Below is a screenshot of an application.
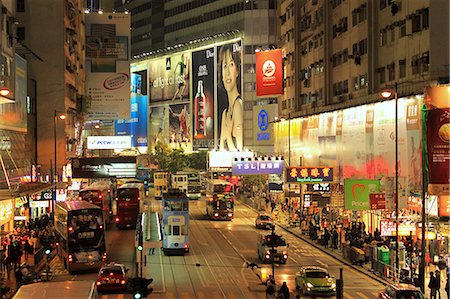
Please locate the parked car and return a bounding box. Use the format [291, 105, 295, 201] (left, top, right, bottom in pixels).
[255, 214, 275, 229]
[96, 262, 129, 293]
[378, 283, 424, 299]
[295, 266, 336, 296]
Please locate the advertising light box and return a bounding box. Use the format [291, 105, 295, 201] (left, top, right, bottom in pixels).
[208, 151, 254, 168]
[71, 157, 137, 178]
[286, 166, 334, 183]
[232, 159, 284, 175]
[87, 136, 132, 149]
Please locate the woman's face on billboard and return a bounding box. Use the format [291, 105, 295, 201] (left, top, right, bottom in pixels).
[221, 49, 238, 93]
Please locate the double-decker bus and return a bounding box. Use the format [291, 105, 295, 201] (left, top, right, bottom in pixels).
[205, 179, 235, 221]
[114, 182, 146, 229]
[54, 201, 106, 273]
[171, 171, 201, 200]
[154, 171, 170, 200]
[79, 182, 112, 224]
[161, 189, 189, 255]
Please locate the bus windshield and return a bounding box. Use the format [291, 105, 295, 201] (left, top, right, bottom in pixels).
[213, 184, 233, 193]
[118, 188, 138, 198]
[69, 209, 104, 250]
[215, 200, 232, 210]
[79, 190, 100, 200]
[164, 201, 188, 211]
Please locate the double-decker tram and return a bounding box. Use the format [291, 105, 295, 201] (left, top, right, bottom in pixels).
[171, 171, 201, 200]
[154, 171, 170, 200]
[78, 182, 112, 224]
[205, 179, 235, 221]
[54, 201, 106, 273]
[161, 189, 189, 255]
[114, 182, 146, 229]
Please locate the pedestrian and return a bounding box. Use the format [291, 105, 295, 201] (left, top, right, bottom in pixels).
[430, 271, 437, 299]
[266, 277, 276, 299]
[24, 239, 32, 260]
[332, 228, 339, 249]
[445, 274, 449, 299]
[435, 270, 442, 299]
[323, 228, 330, 248]
[277, 281, 290, 299]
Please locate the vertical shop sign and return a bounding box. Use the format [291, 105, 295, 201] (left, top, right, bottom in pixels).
[427, 108, 450, 184]
[255, 49, 283, 96]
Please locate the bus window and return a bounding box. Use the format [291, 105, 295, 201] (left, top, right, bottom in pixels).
[117, 188, 138, 199]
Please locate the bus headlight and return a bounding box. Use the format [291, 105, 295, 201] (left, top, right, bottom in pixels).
[265, 254, 270, 259]
[214, 213, 219, 217]
[228, 213, 233, 217]
[115, 217, 119, 222]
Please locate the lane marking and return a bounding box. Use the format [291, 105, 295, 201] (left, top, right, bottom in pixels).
[356, 292, 371, 299]
[344, 291, 356, 299]
[315, 259, 328, 268]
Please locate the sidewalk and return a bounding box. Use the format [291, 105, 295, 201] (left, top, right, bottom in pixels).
[238, 195, 448, 298]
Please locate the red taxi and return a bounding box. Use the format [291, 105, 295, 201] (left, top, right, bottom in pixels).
[96, 263, 128, 293]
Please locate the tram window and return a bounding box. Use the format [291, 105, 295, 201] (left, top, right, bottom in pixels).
[173, 225, 180, 236]
[164, 224, 171, 236]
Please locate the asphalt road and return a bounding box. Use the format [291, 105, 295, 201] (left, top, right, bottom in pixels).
[50, 196, 385, 298]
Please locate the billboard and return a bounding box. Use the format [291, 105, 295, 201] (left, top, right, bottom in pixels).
[85, 13, 131, 120]
[286, 166, 334, 183]
[149, 105, 168, 150]
[192, 48, 215, 150]
[87, 136, 131, 149]
[114, 67, 148, 148]
[168, 103, 191, 150]
[253, 104, 278, 145]
[217, 41, 243, 151]
[256, 49, 283, 96]
[149, 52, 190, 103]
[232, 159, 284, 175]
[427, 108, 450, 184]
[71, 157, 136, 178]
[344, 179, 381, 211]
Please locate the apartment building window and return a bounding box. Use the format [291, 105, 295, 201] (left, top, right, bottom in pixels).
[358, 39, 368, 55]
[353, 77, 359, 90]
[399, 59, 406, 78]
[360, 74, 367, 88]
[380, 0, 387, 10]
[245, 82, 256, 92]
[422, 51, 429, 72]
[399, 20, 406, 37]
[388, 63, 395, 81]
[411, 55, 420, 74]
[378, 67, 386, 84]
[16, 27, 25, 41]
[390, 27, 395, 42]
[244, 64, 255, 74]
[412, 14, 421, 33]
[331, 0, 343, 9]
[422, 8, 429, 29]
[17, 0, 25, 12]
[343, 80, 348, 93]
[352, 10, 358, 27]
[379, 29, 387, 47]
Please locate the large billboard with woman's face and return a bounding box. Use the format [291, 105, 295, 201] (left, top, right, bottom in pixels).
[217, 41, 243, 151]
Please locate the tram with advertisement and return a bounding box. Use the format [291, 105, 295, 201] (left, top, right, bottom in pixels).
[114, 182, 146, 229]
[78, 182, 112, 224]
[171, 171, 202, 200]
[154, 171, 170, 200]
[54, 201, 106, 273]
[205, 179, 235, 221]
[161, 189, 189, 255]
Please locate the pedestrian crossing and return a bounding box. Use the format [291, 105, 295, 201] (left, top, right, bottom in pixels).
[48, 256, 69, 276]
[344, 291, 379, 298]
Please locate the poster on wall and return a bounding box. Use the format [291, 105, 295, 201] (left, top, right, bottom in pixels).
[168, 103, 191, 150]
[85, 13, 131, 120]
[427, 108, 450, 184]
[148, 105, 169, 150]
[216, 41, 243, 151]
[255, 49, 283, 96]
[149, 52, 190, 103]
[114, 68, 148, 148]
[192, 48, 215, 150]
[253, 104, 278, 146]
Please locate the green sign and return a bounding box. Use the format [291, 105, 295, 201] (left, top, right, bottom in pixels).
[344, 179, 381, 210]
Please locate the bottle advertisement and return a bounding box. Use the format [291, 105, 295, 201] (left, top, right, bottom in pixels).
[192, 48, 215, 150]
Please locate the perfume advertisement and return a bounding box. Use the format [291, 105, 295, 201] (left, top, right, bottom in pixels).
[192, 48, 215, 150]
[217, 41, 243, 151]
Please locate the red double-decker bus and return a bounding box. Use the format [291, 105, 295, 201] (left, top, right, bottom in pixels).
[114, 183, 145, 229]
[78, 182, 112, 225]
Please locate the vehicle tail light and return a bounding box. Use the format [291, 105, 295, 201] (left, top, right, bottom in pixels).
[102, 253, 107, 261]
[68, 255, 73, 262]
[78, 196, 82, 200]
[99, 225, 103, 229]
[68, 226, 74, 233]
[214, 213, 219, 217]
[99, 195, 102, 199]
[115, 217, 119, 222]
[96, 281, 101, 286]
[55, 242, 59, 246]
[121, 280, 126, 285]
[110, 272, 114, 276]
[184, 244, 188, 248]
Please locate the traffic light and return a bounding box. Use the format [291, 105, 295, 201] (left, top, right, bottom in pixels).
[44, 245, 51, 256]
[265, 234, 280, 248]
[131, 278, 154, 298]
[137, 230, 143, 251]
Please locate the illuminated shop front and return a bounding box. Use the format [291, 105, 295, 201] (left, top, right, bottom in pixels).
[0, 199, 14, 233]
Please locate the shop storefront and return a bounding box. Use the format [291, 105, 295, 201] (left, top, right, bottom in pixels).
[0, 199, 15, 233]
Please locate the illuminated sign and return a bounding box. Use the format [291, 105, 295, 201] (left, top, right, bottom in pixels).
[87, 136, 132, 150]
[257, 109, 269, 140]
[380, 220, 416, 237]
[208, 151, 254, 168]
[303, 194, 311, 208]
[30, 201, 49, 208]
[232, 159, 284, 175]
[306, 183, 331, 192]
[369, 193, 386, 210]
[438, 195, 450, 217]
[344, 179, 381, 211]
[286, 167, 334, 183]
[256, 49, 283, 96]
[0, 199, 13, 226]
[56, 189, 67, 202]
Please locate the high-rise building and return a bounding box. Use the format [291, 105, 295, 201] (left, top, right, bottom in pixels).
[16, 0, 86, 181]
[278, 0, 449, 118]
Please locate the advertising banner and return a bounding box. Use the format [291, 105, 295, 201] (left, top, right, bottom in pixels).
[71, 157, 136, 178]
[87, 136, 132, 150]
[208, 150, 254, 168]
[149, 52, 190, 103]
[168, 103, 191, 150]
[380, 220, 416, 237]
[344, 179, 381, 211]
[427, 108, 450, 184]
[114, 68, 148, 148]
[232, 159, 284, 175]
[369, 193, 386, 210]
[253, 104, 278, 145]
[217, 41, 243, 151]
[85, 13, 131, 120]
[255, 49, 283, 96]
[192, 48, 215, 150]
[286, 166, 334, 183]
[148, 105, 169, 150]
[438, 195, 450, 217]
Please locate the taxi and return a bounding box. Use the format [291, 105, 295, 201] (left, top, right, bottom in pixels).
[255, 213, 275, 230]
[96, 263, 128, 293]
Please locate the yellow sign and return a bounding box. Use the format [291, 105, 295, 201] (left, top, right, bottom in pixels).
[0, 199, 13, 226]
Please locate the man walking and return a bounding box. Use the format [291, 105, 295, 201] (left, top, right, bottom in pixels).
[430, 271, 436, 299]
[435, 270, 442, 299]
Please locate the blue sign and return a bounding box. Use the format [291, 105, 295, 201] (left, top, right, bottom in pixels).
[257, 109, 270, 141]
[232, 160, 284, 175]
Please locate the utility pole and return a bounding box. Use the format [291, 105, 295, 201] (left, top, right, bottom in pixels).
[270, 226, 276, 280]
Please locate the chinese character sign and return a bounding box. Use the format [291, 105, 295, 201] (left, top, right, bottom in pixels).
[285, 167, 334, 183]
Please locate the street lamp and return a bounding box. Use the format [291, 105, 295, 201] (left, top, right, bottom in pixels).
[380, 83, 399, 280]
[53, 110, 66, 197]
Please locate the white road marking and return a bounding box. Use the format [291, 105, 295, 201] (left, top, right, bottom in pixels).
[315, 259, 328, 268]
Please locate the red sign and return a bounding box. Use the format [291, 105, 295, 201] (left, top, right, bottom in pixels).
[256, 49, 283, 96]
[369, 193, 386, 210]
[427, 108, 450, 184]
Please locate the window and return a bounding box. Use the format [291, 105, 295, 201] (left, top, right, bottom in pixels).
[378, 67, 386, 84]
[422, 8, 429, 29]
[391, 28, 395, 42]
[399, 20, 406, 37]
[399, 59, 406, 78]
[412, 14, 421, 33]
[354, 77, 359, 90]
[380, 0, 387, 10]
[359, 74, 367, 88]
[16, 27, 25, 41]
[411, 55, 420, 74]
[422, 51, 429, 72]
[388, 63, 395, 81]
[16, 0, 25, 12]
[352, 10, 358, 27]
[379, 29, 387, 47]
[244, 64, 255, 74]
[352, 43, 358, 55]
[359, 39, 368, 55]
